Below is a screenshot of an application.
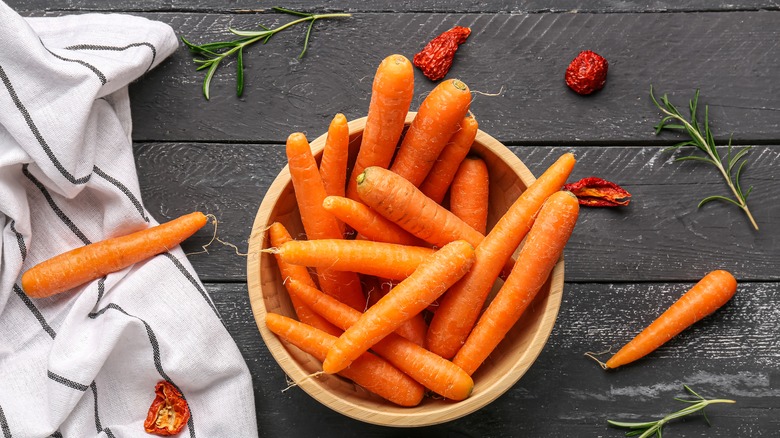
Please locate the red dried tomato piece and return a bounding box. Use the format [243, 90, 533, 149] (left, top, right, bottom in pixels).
[563, 177, 631, 207]
[565, 50, 608, 95]
[144, 381, 190, 436]
[413, 26, 471, 81]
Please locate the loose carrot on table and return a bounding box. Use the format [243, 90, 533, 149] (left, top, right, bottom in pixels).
[268, 222, 343, 337]
[286, 132, 365, 311]
[322, 196, 421, 246]
[449, 156, 490, 234]
[265, 313, 425, 407]
[356, 166, 484, 248]
[319, 113, 350, 199]
[453, 191, 580, 375]
[427, 153, 576, 359]
[286, 278, 473, 400]
[390, 79, 472, 187]
[346, 54, 414, 200]
[21, 212, 208, 299]
[323, 240, 476, 374]
[603, 270, 737, 370]
[364, 276, 427, 347]
[418, 115, 479, 204]
[271, 239, 435, 281]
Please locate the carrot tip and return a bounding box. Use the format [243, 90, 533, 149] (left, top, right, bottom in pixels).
[583, 349, 611, 370]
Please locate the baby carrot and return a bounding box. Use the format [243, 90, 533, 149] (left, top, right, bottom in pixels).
[346, 54, 414, 200]
[22, 212, 208, 298]
[365, 276, 427, 347]
[285, 278, 473, 400]
[449, 156, 490, 234]
[268, 222, 342, 337]
[323, 240, 476, 374]
[286, 132, 366, 310]
[604, 270, 738, 369]
[319, 113, 350, 199]
[390, 79, 472, 186]
[322, 196, 421, 246]
[356, 166, 484, 248]
[418, 115, 479, 204]
[453, 191, 580, 375]
[265, 313, 424, 407]
[272, 239, 435, 281]
[427, 153, 576, 359]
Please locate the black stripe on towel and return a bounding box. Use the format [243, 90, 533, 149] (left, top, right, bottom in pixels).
[22, 165, 91, 245]
[43, 43, 107, 85]
[65, 43, 157, 72]
[47, 371, 89, 392]
[0, 66, 91, 185]
[0, 404, 11, 438]
[13, 284, 56, 339]
[161, 253, 221, 320]
[48, 432, 62, 438]
[93, 166, 149, 222]
[9, 220, 26, 260]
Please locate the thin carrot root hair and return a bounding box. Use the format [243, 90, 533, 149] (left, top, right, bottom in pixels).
[583, 347, 612, 370]
[470, 85, 505, 98]
[281, 370, 326, 392]
[186, 214, 250, 257]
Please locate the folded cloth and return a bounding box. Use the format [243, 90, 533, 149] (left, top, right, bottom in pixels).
[0, 3, 257, 437]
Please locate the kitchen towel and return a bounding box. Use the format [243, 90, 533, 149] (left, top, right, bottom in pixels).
[0, 3, 257, 437]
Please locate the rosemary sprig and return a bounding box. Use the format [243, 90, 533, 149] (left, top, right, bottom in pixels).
[181, 7, 351, 100]
[608, 385, 735, 438]
[650, 86, 758, 230]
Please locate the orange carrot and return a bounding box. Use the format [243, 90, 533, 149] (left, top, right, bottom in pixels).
[322, 196, 421, 246]
[323, 240, 475, 374]
[346, 54, 414, 200]
[418, 115, 479, 203]
[389, 79, 472, 186]
[285, 278, 472, 400]
[449, 156, 489, 234]
[273, 239, 435, 281]
[22, 212, 208, 298]
[364, 276, 427, 347]
[319, 113, 350, 199]
[356, 166, 484, 248]
[427, 153, 576, 359]
[453, 191, 580, 375]
[268, 222, 343, 337]
[286, 132, 366, 310]
[604, 270, 738, 370]
[265, 313, 424, 407]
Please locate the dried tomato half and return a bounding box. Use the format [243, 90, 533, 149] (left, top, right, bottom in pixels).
[563, 177, 631, 207]
[144, 381, 190, 436]
[413, 26, 471, 81]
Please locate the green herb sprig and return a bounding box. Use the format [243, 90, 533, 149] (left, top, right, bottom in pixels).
[182, 7, 351, 100]
[608, 385, 735, 438]
[650, 86, 758, 230]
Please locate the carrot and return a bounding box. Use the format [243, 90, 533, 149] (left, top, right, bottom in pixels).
[604, 270, 738, 370]
[389, 79, 472, 186]
[449, 156, 489, 234]
[323, 240, 476, 374]
[427, 153, 576, 359]
[418, 115, 479, 203]
[453, 191, 580, 375]
[268, 222, 343, 337]
[346, 54, 414, 200]
[286, 278, 472, 400]
[356, 166, 484, 248]
[322, 196, 421, 246]
[272, 239, 435, 281]
[22, 212, 208, 298]
[319, 113, 350, 199]
[286, 132, 366, 310]
[364, 276, 427, 347]
[265, 313, 424, 407]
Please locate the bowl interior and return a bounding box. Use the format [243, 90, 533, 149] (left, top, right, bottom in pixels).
[246, 113, 564, 426]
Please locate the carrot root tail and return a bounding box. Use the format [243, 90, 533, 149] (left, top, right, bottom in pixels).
[281, 370, 325, 393]
[185, 214, 250, 257]
[583, 348, 612, 370]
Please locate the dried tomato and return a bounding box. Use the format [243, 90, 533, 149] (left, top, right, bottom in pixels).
[565, 50, 608, 95]
[144, 381, 190, 436]
[413, 26, 471, 81]
[563, 177, 631, 207]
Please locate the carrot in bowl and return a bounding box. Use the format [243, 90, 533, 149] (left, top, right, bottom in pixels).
[319, 113, 350, 199]
[322, 196, 421, 246]
[418, 115, 479, 204]
[449, 156, 490, 234]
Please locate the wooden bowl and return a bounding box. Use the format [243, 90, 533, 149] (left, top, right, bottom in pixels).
[247, 113, 564, 427]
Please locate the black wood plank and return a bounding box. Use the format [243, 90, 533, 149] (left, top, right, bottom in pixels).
[136, 143, 780, 283]
[87, 10, 780, 144]
[209, 281, 779, 437]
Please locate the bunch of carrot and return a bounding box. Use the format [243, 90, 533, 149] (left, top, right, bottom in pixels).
[263, 53, 581, 407]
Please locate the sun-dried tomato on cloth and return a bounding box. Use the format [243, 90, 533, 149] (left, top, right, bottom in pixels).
[565, 50, 608, 95]
[413, 26, 471, 81]
[563, 177, 631, 207]
[144, 381, 190, 436]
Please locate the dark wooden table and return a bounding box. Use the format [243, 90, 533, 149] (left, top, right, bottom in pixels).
[15, 1, 780, 436]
